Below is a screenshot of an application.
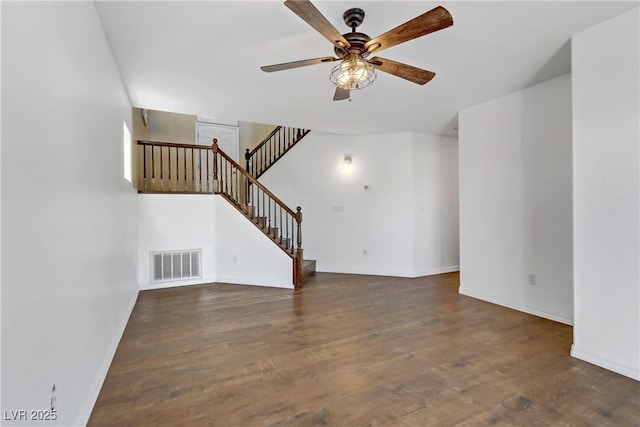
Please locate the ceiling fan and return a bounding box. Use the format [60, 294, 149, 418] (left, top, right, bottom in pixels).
[261, 0, 453, 101]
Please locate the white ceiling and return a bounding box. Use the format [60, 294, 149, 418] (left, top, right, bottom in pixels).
[95, 1, 638, 136]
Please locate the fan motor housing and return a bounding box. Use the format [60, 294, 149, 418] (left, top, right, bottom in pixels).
[334, 31, 372, 58]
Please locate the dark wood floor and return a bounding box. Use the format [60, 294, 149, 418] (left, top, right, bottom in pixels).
[89, 273, 640, 426]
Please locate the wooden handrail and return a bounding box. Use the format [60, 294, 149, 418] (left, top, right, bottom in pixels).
[138, 140, 208, 150]
[213, 140, 299, 220]
[247, 126, 282, 157]
[244, 126, 310, 179]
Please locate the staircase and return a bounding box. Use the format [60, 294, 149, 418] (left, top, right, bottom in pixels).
[136, 133, 314, 288]
[243, 125, 315, 285]
[213, 139, 314, 288]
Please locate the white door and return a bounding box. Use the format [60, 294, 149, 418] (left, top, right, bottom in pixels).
[196, 122, 239, 162]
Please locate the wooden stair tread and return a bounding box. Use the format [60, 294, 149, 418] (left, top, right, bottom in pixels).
[237, 205, 296, 253]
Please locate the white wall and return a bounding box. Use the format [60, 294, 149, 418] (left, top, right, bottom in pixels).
[137, 195, 293, 290]
[412, 133, 460, 275]
[239, 121, 277, 156]
[258, 131, 459, 277]
[459, 73, 573, 325]
[147, 110, 196, 144]
[137, 195, 216, 289]
[1, 2, 4, 414]
[213, 198, 293, 288]
[1, 3, 138, 426]
[571, 8, 639, 380]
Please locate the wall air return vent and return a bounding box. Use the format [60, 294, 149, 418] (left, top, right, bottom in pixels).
[151, 249, 201, 282]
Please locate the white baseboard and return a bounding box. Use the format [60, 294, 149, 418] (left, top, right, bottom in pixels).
[141, 276, 293, 290]
[214, 275, 294, 289]
[459, 287, 573, 325]
[75, 290, 138, 426]
[411, 265, 460, 277]
[318, 266, 459, 279]
[571, 344, 640, 381]
[140, 276, 217, 291]
[317, 267, 415, 277]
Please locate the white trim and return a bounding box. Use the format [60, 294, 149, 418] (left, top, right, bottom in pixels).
[411, 265, 460, 277]
[140, 276, 216, 291]
[317, 266, 459, 278]
[141, 276, 294, 290]
[214, 276, 294, 289]
[318, 267, 417, 277]
[459, 287, 574, 325]
[196, 116, 238, 127]
[571, 344, 640, 381]
[75, 290, 138, 427]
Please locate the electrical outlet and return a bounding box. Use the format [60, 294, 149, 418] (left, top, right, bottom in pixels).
[528, 274, 536, 286]
[233, 254, 237, 263]
[363, 250, 367, 256]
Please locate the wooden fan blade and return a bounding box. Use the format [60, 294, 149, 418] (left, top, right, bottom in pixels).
[333, 86, 350, 101]
[284, 0, 351, 49]
[261, 56, 338, 72]
[370, 57, 435, 85]
[365, 6, 453, 54]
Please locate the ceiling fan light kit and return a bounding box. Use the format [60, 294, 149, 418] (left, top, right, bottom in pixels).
[330, 53, 376, 90]
[261, 0, 453, 101]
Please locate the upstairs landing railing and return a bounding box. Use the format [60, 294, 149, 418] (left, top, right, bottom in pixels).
[137, 141, 214, 193]
[245, 126, 310, 179]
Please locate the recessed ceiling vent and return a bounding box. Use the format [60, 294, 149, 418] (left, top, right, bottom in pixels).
[152, 249, 201, 282]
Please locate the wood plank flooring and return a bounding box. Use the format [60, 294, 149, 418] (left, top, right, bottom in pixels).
[89, 273, 640, 426]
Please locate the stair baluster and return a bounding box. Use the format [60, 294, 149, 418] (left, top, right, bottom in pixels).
[245, 125, 310, 179]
